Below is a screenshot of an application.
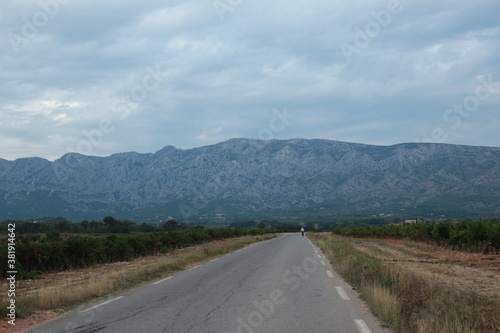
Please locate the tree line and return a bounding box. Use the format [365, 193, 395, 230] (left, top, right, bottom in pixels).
[332, 219, 500, 253]
[0, 216, 205, 235]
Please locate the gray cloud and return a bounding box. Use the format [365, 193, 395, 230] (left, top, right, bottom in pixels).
[1, 0, 499, 160]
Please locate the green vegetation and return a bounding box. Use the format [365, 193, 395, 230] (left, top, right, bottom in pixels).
[332, 219, 500, 253]
[0, 214, 403, 236]
[0, 228, 276, 279]
[0, 216, 188, 235]
[0, 216, 304, 235]
[311, 234, 499, 333]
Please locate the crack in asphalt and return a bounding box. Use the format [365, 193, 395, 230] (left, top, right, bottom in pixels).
[182, 260, 263, 333]
[71, 303, 154, 333]
[69, 323, 108, 333]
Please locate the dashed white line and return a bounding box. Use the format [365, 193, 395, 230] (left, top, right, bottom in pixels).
[80, 296, 124, 313]
[354, 319, 372, 333]
[152, 276, 173, 285]
[335, 286, 350, 300]
[188, 265, 201, 271]
[321, 260, 326, 266]
[326, 270, 334, 278]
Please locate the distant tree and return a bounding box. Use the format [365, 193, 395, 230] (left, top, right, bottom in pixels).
[80, 220, 89, 231]
[89, 220, 104, 232]
[17, 222, 35, 233]
[176, 222, 190, 230]
[139, 222, 158, 232]
[103, 216, 121, 233]
[162, 219, 178, 231]
[71, 223, 83, 233]
[103, 216, 118, 227]
[257, 221, 266, 229]
[56, 220, 72, 232]
[123, 220, 138, 233]
[101, 216, 138, 233]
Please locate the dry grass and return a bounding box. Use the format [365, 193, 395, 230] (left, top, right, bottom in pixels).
[310, 233, 500, 333]
[23, 277, 116, 311]
[23, 261, 187, 311]
[362, 283, 400, 327]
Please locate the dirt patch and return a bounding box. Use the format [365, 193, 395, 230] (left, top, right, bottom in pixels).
[1, 235, 275, 333]
[349, 238, 500, 302]
[1, 311, 60, 333]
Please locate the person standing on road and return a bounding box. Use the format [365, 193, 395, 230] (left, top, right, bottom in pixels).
[301, 227, 305, 237]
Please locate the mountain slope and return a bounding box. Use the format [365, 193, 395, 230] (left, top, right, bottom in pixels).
[1, 138, 499, 221]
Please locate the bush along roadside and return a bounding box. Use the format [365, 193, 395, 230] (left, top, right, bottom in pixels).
[310, 233, 499, 333]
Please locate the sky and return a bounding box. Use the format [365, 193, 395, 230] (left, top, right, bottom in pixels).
[1, 0, 499, 161]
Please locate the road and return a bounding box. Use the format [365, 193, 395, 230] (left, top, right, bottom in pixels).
[26, 234, 389, 333]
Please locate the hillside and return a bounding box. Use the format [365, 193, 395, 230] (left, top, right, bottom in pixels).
[1, 138, 499, 221]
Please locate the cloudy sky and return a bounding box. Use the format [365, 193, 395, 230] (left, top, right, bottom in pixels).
[1, 0, 499, 161]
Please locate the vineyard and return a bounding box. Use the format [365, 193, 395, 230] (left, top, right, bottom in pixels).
[0, 228, 276, 279]
[332, 219, 500, 253]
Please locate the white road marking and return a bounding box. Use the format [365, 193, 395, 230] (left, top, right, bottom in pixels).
[152, 276, 173, 285]
[326, 270, 334, 278]
[335, 286, 350, 300]
[80, 296, 124, 313]
[321, 260, 326, 266]
[354, 319, 372, 333]
[316, 253, 321, 259]
[188, 265, 201, 271]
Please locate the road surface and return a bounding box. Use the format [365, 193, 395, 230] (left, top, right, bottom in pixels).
[26, 234, 389, 333]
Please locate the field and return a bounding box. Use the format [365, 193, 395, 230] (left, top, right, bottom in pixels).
[310, 233, 500, 333]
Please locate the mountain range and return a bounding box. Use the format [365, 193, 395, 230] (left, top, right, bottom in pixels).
[1, 138, 499, 222]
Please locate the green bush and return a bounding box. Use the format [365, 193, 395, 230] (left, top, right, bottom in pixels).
[332, 219, 500, 253]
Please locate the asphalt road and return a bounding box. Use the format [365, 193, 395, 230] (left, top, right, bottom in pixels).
[26, 234, 389, 333]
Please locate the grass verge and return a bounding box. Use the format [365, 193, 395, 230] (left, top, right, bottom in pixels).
[1, 234, 277, 320]
[310, 233, 500, 333]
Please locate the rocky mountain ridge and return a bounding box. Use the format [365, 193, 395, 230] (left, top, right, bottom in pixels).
[1, 138, 499, 221]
